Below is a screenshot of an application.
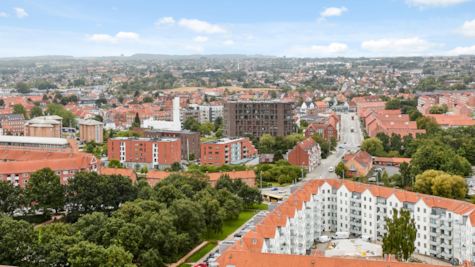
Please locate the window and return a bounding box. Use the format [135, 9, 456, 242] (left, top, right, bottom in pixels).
[63, 171, 68, 175]
[63, 177, 67, 181]
[22, 173, 28, 177]
[23, 180, 28, 184]
[56, 171, 61, 175]
[71, 170, 75, 174]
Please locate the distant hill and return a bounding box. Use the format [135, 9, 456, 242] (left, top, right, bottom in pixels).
[0, 54, 277, 62]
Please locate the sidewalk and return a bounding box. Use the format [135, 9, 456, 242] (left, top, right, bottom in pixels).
[34, 215, 62, 229]
[170, 241, 208, 267]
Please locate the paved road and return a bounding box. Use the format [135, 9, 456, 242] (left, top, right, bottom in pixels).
[260, 112, 364, 195]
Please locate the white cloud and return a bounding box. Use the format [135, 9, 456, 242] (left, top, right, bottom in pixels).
[454, 19, 475, 37]
[0, 12, 9, 18]
[361, 37, 437, 53]
[318, 7, 347, 22]
[13, 8, 28, 18]
[116, 31, 140, 40]
[183, 45, 204, 52]
[247, 35, 253, 40]
[178, 18, 226, 34]
[86, 34, 118, 43]
[155, 17, 175, 26]
[310, 43, 351, 55]
[446, 45, 475, 55]
[86, 32, 140, 43]
[193, 36, 208, 42]
[406, 0, 472, 7]
[223, 40, 234, 45]
[97, 23, 101, 27]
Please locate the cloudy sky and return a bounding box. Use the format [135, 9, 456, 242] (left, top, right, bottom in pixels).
[1, 0, 475, 58]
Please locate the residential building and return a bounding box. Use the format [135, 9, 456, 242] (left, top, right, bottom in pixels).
[0, 135, 79, 153]
[283, 137, 321, 171]
[143, 129, 201, 160]
[343, 150, 373, 177]
[142, 97, 181, 131]
[223, 101, 295, 137]
[201, 137, 258, 166]
[259, 153, 274, 163]
[356, 102, 386, 117]
[180, 109, 200, 126]
[198, 104, 223, 123]
[100, 167, 137, 184]
[453, 103, 472, 118]
[145, 169, 256, 187]
[79, 119, 104, 144]
[373, 157, 411, 167]
[24, 115, 63, 138]
[216, 178, 475, 265]
[0, 150, 100, 187]
[444, 79, 463, 87]
[107, 136, 181, 169]
[0, 114, 24, 135]
[418, 95, 437, 114]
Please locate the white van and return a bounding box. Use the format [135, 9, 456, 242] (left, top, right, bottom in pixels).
[358, 235, 372, 242]
[319, 235, 331, 243]
[332, 232, 349, 239]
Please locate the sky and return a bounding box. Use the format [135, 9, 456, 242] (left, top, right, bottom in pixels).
[1, 0, 475, 58]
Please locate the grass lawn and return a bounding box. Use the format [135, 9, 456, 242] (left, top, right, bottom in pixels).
[203, 210, 255, 241]
[188, 243, 217, 262]
[246, 203, 268, 210]
[179, 264, 192, 267]
[267, 181, 292, 187]
[200, 137, 217, 143]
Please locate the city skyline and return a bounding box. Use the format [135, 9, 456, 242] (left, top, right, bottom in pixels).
[1, 0, 475, 58]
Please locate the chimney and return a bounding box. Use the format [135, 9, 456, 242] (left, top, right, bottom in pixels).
[253, 237, 257, 244]
[253, 227, 257, 233]
[240, 239, 243, 246]
[438, 197, 441, 202]
[416, 192, 419, 198]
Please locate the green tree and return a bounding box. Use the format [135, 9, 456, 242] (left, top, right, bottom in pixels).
[360, 138, 384, 156]
[170, 162, 182, 172]
[376, 132, 390, 152]
[0, 216, 37, 266]
[68, 241, 109, 266]
[409, 110, 423, 121]
[237, 185, 263, 208]
[0, 181, 25, 215]
[382, 171, 390, 187]
[67, 172, 113, 213]
[108, 159, 122, 168]
[429, 105, 445, 114]
[30, 105, 43, 118]
[390, 133, 402, 153]
[15, 81, 31, 94]
[213, 116, 223, 130]
[118, 95, 124, 103]
[215, 128, 223, 138]
[143, 96, 154, 103]
[382, 208, 417, 261]
[199, 195, 226, 238]
[385, 98, 401, 110]
[0, 99, 4, 106]
[399, 161, 412, 188]
[278, 174, 287, 185]
[132, 113, 141, 128]
[334, 161, 348, 178]
[169, 198, 206, 245]
[93, 114, 103, 122]
[45, 103, 78, 127]
[26, 167, 65, 216]
[198, 124, 211, 135]
[414, 170, 467, 199]
[12, 104, 28, 119]
[184, 117, 200, 130]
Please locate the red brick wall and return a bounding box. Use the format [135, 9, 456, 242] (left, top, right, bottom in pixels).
[108, 139, 181, 164]
[201, 138, 258, 166]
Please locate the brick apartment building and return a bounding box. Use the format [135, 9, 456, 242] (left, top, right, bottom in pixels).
[108, 136, 181, 169]
[100, 167, 137, 184]
[0, 114, 24, 135]
[0, 150, 100, 187]
[0, 135, 79, 153]
[24, 115, 63, 138]
[283, 137, 321, 171]
[143, 129, 201, 160]
[439, 93, 455, 109]
[180, 109, 200, 126]
[146, 169, 256, 188]
[201, 137, 258, 166]
[223, 101, 295, 138]
[356, 102, 386, 117]
[304, 112, 339, 140]
[79, 119, 104, 144]
[453, 103, 472, 117]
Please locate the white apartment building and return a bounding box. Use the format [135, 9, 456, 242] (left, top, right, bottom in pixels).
[198, 105, 223, 123]
[230, 179, 475, 264]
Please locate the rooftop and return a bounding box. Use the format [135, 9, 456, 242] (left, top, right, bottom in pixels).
[203, 137, 246, 144]
[110, 137, 180, 142]
[0, 136, 70, 145]
[146, 129, 199, 134]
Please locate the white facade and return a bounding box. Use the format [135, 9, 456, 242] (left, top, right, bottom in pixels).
[198, 105, 223, 123]
[234, 179, 475, 264]
[142, 97, 182, 131]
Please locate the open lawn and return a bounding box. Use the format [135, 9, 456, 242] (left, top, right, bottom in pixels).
[267, 181, 292, 187]
[200, 137, 217, 143]
[203, 210, 255, 241]
[247, 203, 268, 210]
[187, 243, 217, 262]
[179, 264, 192, 267]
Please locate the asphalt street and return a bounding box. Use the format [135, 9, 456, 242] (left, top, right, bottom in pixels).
[260, 112, 364, 195]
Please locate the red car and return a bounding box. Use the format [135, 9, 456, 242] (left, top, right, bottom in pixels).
[194, 263, 207, 267]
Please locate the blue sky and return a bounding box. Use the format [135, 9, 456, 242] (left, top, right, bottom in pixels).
[1, 0, 475, 57]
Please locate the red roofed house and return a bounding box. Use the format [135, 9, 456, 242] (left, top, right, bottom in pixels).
[453, 103, 472, 118]
[283, 137, 321, 171]
[100, 167, 137, 184]
[343, 150, 373, 177]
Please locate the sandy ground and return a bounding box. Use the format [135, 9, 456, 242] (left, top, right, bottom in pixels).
[156, 86, 279, 93]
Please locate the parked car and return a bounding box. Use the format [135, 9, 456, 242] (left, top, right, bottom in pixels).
[278, 190, 286, 194]
[319, 235, 331, 243]
[368, 177, 376, 182]
[332, 232, 349, 239]
[358, 235, 372, 242]
[344, 141, 347, 144]
[328, 167, 334, 172]
[371, 172, 378, 177]
[194, 263, 207, 267]
[271, 187, 278, 191]
[338, 146, 344, 149]
[375, 167, 384, 172]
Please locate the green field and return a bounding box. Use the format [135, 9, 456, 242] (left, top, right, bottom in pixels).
[188, 243, 217, 262]
[247, 203, 268, 210]
[179, 264, 192, 267]
[203, 210, 255, 240]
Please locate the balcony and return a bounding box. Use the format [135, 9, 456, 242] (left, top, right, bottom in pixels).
[329, 200, 337, 205]
[377, 237, 383, 242]
[378, 228, 387, 234]
[349, 228, 362, 235]
[243, 147, 247, 151]
[225, 147, 229, 151]
[441, 251, 453, 258]
[350, 197, 362, 203]
[441, 243, 453, 249]
[330, 215, 337, 220]
[377, 211, 387, 217]
[225, 153, 229, 156]
[279, 235, 286, 241]
[350, 213, 362, 219]
[349, 221, 361, 226]
[377, 202, 386, 208]
[429, 249, 439, 255]
[350, 205, 362, 211]
[441, 225, 452, 231]
[430, 214, 440, 219]
[429, 231, 439, 237]
[378, 220, 387, 226]
[429, 240, 439, 246]
[440, 216, 453, 222]
[429, 222, 438, 228]
[441, 234, 453, 240]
